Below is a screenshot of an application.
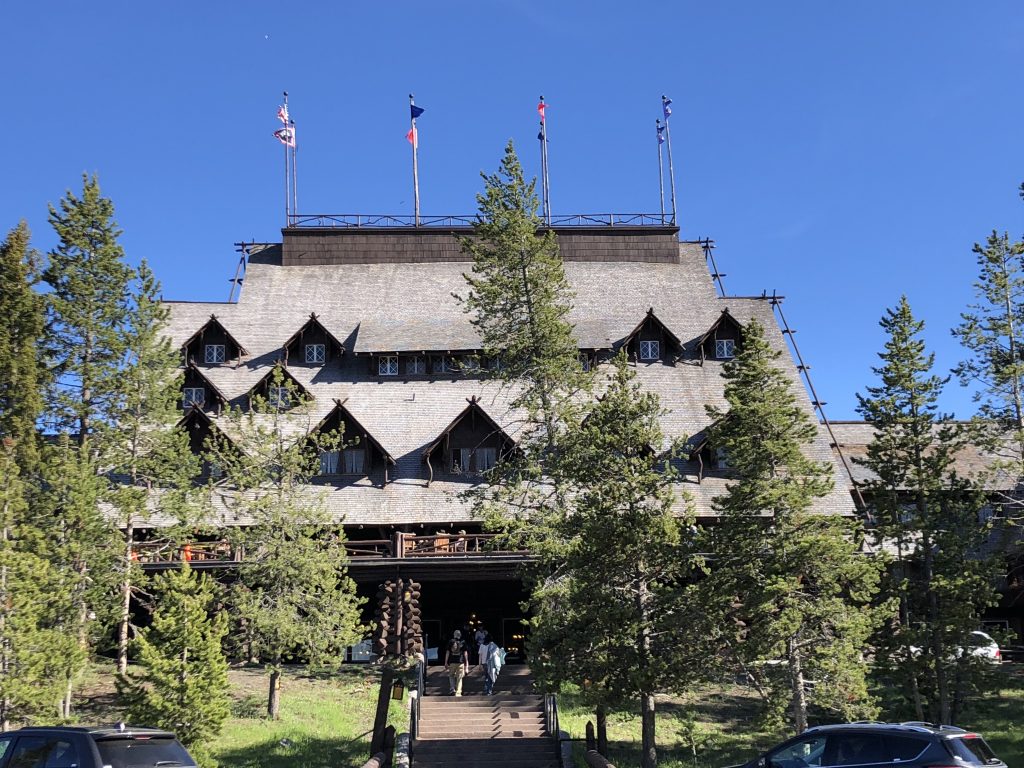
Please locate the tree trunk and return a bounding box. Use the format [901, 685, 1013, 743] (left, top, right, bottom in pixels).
[267, 668, 282, 720]
[640, 692, 657, 768]
[923, 542, 950, 724]
[61, 678, 73, 720]
[789, 637, 808, 733]
[117, 521, 135, 675]
[596, 704, 608, 755]
[0, 517, 9, 731]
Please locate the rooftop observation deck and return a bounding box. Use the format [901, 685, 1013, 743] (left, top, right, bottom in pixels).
[277, 213, 682, 266]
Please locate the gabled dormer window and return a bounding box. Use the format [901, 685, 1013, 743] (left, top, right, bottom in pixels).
[621, 309, 681, 364]
[305, 344, 326, 364]
[267, 386, 291, 409]
[283, 314, 343, 367]
[715, 339, 735, 360]
[310, 400, 396, 485]
[639, 340, 660, 361]
[183, 387, 206, 408]
[205, 344, 226, 364]
[182, 315, 247, 367]
[698, 310, 744, 364]
[378, 356, 399, 376]
[452, 447, 497, 474]
[422, 397, 517, 485]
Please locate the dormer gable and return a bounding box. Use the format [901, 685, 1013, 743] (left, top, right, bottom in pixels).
[422, 397, 517, 484]
[178, 406, 234, 483]
[696, 309, 743, 363]
[181, 363, 229, 413]
[283, 313, 345, 367]
[620, 308, 683, 363]
[248, 365, 310, 411]
[309, 399, 396, 485]
[181, 315, 247, 367]
[684, 418, 731, 482]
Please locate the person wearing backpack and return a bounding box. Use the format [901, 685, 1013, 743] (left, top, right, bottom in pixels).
[443, 630, 469, 696]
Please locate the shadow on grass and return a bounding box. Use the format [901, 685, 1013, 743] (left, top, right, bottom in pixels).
[213, 735, 371, 768]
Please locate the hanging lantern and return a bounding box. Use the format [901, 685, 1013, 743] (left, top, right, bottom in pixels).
[391, 679, 406, 700]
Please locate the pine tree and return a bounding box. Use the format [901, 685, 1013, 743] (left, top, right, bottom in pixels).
[704, 319, 885, 732]
[952, 229, 1024, 505]
[117, 564, 229, 764]
[530, 355, 704, 768]
[858, 297, 998, 724]
[108, 261, 200, 674]
[0, 222, 45, 467]
[0, 222, 75, 727]
[206, 373, 364, 719]
[456, 142, 590, 543]
[38, 176, 132, 716]
[44, 174, 134, 444]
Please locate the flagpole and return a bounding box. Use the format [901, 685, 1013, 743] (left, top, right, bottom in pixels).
[290, 118, 298, 220]
[410, 93, 420, 226]
[662, 95, 677, 226]
[539, 95, 551, 225]
[283, 91, 291, 226]
[656, 119, 666, 224]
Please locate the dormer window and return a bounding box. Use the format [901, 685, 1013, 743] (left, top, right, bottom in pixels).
[639, 340, 660, 361]
[378, 356, 399, 376]
[578, 353, 593, 372]
[432, 356, 458, 375]
[715, 447, 729, 469]
[715, 339, 735, 360]
[305, 344, 326, 364]
[205, 344, 226, 364]
[407, 356, 427, 375]
[267, 386, 291, 409]
[453, 447, 497, 474]
[321, 447, 367, 476]
[461, 357, 481, 373]
[183, 388, 205, 408]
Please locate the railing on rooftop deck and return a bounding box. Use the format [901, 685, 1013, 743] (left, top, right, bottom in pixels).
[132, 532, 526, 566]
[286, 213, 674, 229]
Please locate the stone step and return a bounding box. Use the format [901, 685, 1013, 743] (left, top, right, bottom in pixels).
[421, 699, 544, 710]
[414, 739, 554, 754]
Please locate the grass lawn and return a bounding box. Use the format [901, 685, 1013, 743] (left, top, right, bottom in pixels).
[556, 665, 1024, 768]
[76, 662, 407, 768]
[73, 662, 1023, 768]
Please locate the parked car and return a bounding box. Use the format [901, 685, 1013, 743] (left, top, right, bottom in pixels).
[0, 724, 197, 768]
[907, 631, 1002, 663]
[727, 722, 1006, 768]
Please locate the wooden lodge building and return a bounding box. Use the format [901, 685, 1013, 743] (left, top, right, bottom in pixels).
[161, 217, 859, 659]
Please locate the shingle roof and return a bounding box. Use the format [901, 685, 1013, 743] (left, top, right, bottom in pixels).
[162, 238, 857, 526]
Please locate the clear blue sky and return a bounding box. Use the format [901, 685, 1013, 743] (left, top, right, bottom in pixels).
[3, 1, 1022, 419]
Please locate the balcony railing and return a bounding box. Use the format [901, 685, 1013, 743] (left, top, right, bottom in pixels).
[286, 213, 674, 229]
[132, 532, 526, 567]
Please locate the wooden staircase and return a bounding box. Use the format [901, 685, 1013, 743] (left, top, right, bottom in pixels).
[412, 666, 560, 768]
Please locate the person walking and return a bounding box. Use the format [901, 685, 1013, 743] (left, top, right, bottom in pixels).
[443, 630, 469, 696]
[482, 634, 503, 696]
[475, 626, 488, 669]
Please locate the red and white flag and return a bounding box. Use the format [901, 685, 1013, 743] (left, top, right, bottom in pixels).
[537, 101, 547, 124]
[406, 125, 418, 149]
[274, 126, 295, 148]
[277, 104, 289, 124]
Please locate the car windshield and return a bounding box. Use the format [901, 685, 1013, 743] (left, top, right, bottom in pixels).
[946, 735, 1001, 765]
[94, 737, 194, 768]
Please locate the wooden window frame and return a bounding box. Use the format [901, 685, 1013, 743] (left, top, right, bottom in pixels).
[639, 340, 660, 361]
[182, 387, 206, 408]
[715, 338, 736, 360]
[204, 344, 226, 364]
[305, 343, 326, 364]
[378, 356, 399, 376]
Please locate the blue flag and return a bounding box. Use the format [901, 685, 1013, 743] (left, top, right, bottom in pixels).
[657, 122, 666, 145]
[662, 96, 672, 120]
[411, 104, 425, 119]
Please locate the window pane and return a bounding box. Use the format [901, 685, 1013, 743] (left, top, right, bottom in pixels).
[305, 344, 326, 364]
[947, 736, 998, 764]
[476, 448, 497, 472]
[268, 386, 290, 408]
[183, 387, 205, 406]
[379, 356, 398, 376]
[9, 737, 80, 768]
[205, 344, 226, 363]
[95, 738, 193, 768]
[320, 450, 340, 475]
[768, 735, 826, 767]
[829, 734, 888, 766]
[343, 448, 365, 474]
[407, 356, 426, 374]
[885, 736, 928, 762]
[639, 340, 660, 360]
[716, 338, 735, 359]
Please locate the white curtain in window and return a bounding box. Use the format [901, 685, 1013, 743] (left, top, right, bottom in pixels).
[343, 448, 365, 474]
[476, 447, 497, 471]
[320, 450, 340, 475]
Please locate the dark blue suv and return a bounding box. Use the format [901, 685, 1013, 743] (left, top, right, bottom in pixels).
[0, 725, 197, 768]
[729, 722, 1006, 768]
